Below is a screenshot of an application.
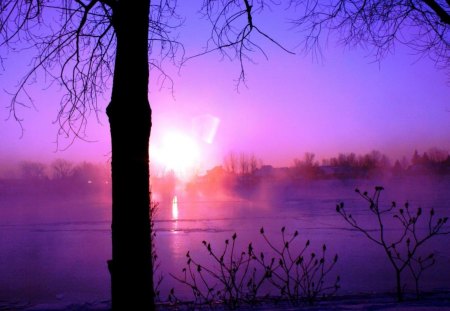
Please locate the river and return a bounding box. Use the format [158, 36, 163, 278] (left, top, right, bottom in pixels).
[1, 175, 449, 306]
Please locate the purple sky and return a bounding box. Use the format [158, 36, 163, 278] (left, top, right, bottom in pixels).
[0, 4, 449, 173]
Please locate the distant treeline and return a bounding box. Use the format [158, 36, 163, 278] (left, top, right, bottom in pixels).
[0, 159, 111, 195]
[218, 148, 450, 180]
[316, 149, 449, 179]
[1, 148, 449, 198]
[181, 148, 450, 198]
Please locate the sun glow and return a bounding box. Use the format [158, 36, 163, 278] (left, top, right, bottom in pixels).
[172, 195, 179, 220]
[152, 131, 200, 177]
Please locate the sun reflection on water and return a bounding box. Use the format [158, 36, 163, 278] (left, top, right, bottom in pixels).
[172, 195, 179, 220]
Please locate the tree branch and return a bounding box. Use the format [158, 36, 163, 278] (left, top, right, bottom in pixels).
[421, 0, 450, 25]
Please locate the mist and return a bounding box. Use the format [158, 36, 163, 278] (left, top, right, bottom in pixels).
[1, 147, 449, 308]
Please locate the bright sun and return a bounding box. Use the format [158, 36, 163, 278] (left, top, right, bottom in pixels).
[152, 132, 200, 176]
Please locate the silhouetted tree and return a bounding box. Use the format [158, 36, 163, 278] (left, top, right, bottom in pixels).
[19, 161, 47, 181]
[249, 154, 261, 175]
[410, 148, 450, 174]
[224, 152, 239, 174]
[358, 150, 390, 176]
[1, 2, 290, 309]
[292, 152, 320, 179]
[327, 153, 358, 169]
[51, 159, 74, 180]
[72, 161, 110, 186]
[1, 1, 172, 309]
[427, 147, 448, 163]
[240, 153, 251, 176]
[323, 151, 391, 178]
[412, 150, 422, 166]
[224, 152, 262, 176]
[293, 0, 449, 70]
[2, 1, 447, 309]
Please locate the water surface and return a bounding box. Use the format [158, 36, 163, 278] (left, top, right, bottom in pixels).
[1, 176, 449, 305]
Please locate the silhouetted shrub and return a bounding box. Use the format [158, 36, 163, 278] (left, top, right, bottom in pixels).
[150, 201, 163, 302]
[170, 228, 339, 309]
[336, 187, 449, 301]
[257, 226, 339, 305]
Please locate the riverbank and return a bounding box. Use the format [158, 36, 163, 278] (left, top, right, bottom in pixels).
[3, 291, 450, 310]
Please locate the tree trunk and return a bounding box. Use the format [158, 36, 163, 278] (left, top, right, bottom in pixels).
[106, 1, 154, 310]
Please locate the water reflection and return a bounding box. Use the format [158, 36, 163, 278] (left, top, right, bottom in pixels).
[2, 177, 450, 305]
[172, 195, 179, 220]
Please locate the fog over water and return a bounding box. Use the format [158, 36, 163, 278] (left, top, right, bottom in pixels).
[0, 172, 449, 306]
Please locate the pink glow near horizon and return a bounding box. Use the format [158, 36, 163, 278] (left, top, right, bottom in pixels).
[0, 5, 449, 172]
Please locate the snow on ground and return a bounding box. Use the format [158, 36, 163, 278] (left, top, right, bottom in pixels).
[2, 292, 450, 310]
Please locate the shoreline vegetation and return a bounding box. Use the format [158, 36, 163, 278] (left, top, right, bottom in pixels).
[1, 149, 449, 309]
[1, 149, 449, 197]
[156, 188, 448, 309]
[1, 184, 449, 309]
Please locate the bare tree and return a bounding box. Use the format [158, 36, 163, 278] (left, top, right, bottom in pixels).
[20, 161, 47, 180]
[2, 0, 448, 309]
[51, 158, 74, 180]
[194, 0, 295, 84]
[1, 1, 291, 309]
[240, 152, 250, 175]
[292, 0, 449, 70]
[236, 152, 261, 175]
[249, 153, 261, 175]
[72, 161, 105, 183]
[1, 1, 178, 309]
[337, 187, 449, 301]
[293, 152, 319, 179]
[224, 151, 239, 174]
[427, 147, 448, 163]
